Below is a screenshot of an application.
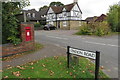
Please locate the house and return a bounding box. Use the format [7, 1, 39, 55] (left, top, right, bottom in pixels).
[95, 14, 107, 22]
[85, 16, 98, 24]
[16, 9, 41, 23]
[39, 8, 49, 25]
[46, 0, 82, 30]
[22, 9, 41, 23]
[85, 14, 107, 24]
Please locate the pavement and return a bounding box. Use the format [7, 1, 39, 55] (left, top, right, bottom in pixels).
[2, 42, 66, 69]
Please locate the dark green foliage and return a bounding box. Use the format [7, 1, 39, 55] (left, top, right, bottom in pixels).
[2, 2, 21, 45]
[107, 4, 120, 32]
[34, 22, 41, 27]
[34, 23, 44, 30]
[2, 1, 30, 45]
[76, 22, 111, 36]
[39, 5, 48, 11]
[49, 2, 64, 6]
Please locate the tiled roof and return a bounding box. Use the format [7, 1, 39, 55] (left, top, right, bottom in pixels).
[39, 8, 49, 15]
[51, 6, 63, 14]
[64, 3, 75, 12]
[95, 14, 107, 22]
[50, 3, 77, 14]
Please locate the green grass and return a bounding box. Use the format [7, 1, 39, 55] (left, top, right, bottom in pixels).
[75, 31, 120, 37]
[2, 42, 43, 61]
[2, 56, 108, 79]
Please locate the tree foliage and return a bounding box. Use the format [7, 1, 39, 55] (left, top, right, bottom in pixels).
[39, 5, 48, 11]
[49, 1, 64, 7]
[77, 22, 111, 36]
[39, 1, 64, 11]
[107, 4, 120, 32]
[2, 1, 30, 45]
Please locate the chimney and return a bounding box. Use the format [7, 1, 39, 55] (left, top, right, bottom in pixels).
[74, 0, 78, 3]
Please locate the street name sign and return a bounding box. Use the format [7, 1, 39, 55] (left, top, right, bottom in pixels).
[67, 46, 100, 80]
[69, 47, 96, 60]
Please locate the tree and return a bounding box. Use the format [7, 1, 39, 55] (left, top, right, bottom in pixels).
[39, 5, 48, 11]
[2, 1, 30, 45]
[49, 2, 64, 7]
[107, 4, 120, 32]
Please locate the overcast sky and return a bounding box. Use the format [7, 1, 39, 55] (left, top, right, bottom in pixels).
[24, 0, 120, 19]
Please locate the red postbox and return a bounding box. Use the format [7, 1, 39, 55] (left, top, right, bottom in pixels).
[25, 27, 31, 41]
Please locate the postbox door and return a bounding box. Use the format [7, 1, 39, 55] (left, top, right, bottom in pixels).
[25, 27, 31, 41]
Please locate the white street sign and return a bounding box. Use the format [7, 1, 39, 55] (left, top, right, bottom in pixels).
[69, 48, 96, 60]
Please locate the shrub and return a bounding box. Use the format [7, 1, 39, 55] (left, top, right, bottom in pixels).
[34, 22, 41, 27]
[34, 22, 44, 30]
[95, 22, 111, 36]
[2, 2, 21, 45]
[77, 22, 111, 36]
[79, 23, 93, 35]
[2, 1, 30, 45]
[107, 4, 120, 32]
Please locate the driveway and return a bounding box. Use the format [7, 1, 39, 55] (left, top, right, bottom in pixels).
[35, 30, 119, 78]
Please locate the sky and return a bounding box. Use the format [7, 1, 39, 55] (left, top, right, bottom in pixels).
[24, 0, 120, 19]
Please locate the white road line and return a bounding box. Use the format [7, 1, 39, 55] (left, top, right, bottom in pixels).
[46, 36, 68, 40]
[85, 41, 106, 45]
[85, 41, 119, 47]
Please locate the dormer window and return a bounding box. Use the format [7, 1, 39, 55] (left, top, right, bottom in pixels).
[27, 13, 31, 17]
[32, 13, 35, 18]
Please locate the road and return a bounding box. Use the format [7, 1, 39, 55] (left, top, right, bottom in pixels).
[35, 30, 119, 78]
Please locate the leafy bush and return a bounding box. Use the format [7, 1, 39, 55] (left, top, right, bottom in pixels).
[107, 4, 120, 32]
[34, 23, 44, 30]
[77, 22, 111, 36]
[34, 22, 41, 27]
[95, 22, 111, 36]
[78, 23, 93, 35]
[2, 1, 29, 45]
[2, 2, 21, 45]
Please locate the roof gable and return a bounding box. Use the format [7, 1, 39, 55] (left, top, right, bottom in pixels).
[48, 2, 82, 14]
[64, 3, 74, 12]
[72, 3, 82, 13]
[63, 8, 66, 11]
[48, 7, 54, 14]
[51, 6, 63, 14]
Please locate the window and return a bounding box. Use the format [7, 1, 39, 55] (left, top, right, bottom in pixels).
[79, 21, 81, 26]
[27, 13, 31, 17]
[63, 21, 67, 27]
[49, 22, 53, 25]
[32, 13, 35, 18]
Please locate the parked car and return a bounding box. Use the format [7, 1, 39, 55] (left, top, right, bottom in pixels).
[43, 24, 56, 30]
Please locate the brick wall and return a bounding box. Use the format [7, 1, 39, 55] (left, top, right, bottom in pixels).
[70, 20, 81, 30]
[60, 21, 70, 30]
[1, 42, 34, 57]
[1, 23, 35, 57]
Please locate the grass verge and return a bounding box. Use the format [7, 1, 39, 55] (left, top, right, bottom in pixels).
[2, 56, 108, 79]
[2, 42, 43, 61]
[75, 31, 120, 37]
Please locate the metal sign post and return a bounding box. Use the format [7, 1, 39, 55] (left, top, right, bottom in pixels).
[95, 51, 100, 80]
[67, 46, 100, 80]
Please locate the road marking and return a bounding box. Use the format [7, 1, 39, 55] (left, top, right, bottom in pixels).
[85, 41, 119, 47]
[46, 36, 68, 40]
[85, 41, 106, 45]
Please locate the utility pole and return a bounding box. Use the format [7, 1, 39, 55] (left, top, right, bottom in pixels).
[24, 12, 27, 22]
